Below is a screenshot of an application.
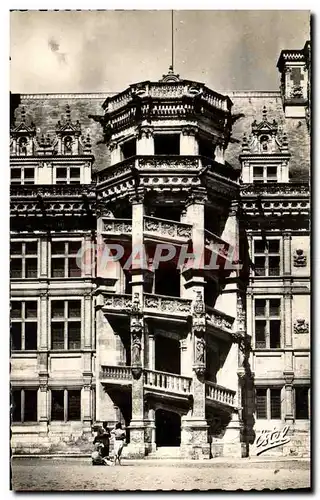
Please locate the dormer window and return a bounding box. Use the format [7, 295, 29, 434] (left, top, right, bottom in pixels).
[18, 137, 28, 156]
[253, 166, 278, 184]
[260, 135, 270, 153]
[64, 136, 73, 155]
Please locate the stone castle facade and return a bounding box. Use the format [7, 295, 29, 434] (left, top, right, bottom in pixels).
[10, 42, 310, 458]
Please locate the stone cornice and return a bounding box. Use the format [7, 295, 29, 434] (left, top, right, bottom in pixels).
[240, 183, 309, 197]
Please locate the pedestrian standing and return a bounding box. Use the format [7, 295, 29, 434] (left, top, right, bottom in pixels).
[111, 422, 126, 466]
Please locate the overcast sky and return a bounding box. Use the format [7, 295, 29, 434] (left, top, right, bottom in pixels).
[10, 10, 310, 94]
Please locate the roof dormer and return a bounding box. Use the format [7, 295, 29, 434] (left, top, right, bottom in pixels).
[239, 107, 290, 184]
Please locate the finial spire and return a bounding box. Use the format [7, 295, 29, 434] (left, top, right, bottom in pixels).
[171, 10, 174, 73]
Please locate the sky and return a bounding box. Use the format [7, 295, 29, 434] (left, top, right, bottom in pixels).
[10, 10, 310, 94]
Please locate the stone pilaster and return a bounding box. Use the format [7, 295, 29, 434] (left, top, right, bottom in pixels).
[39, 291, 48, 350]
[180, 126, 198, 155]
[83, 292, 93, 349]
[136, 126, 154, 155]
[283, 232, 292, 276]
[284, 290, 293, 347]
[39, 236, 48, 278]
[283, 371, 294, 423]
[82, 382, 93, 432]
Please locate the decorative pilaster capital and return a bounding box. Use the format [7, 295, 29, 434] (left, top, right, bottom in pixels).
[181, 125, 197, 137]
[185, 187, 207, 207]
[108, 140, 118, 152]
[39, 290, 49, 299]
[283, 232, 292, 241]
[229, 199, 240, 217]
[283, 371, 294, 385]
[128, 187, 144, 205]
[137, 125, 153, 139]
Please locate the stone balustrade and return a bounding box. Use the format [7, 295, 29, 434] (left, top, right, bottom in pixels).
[205, 306, 235, 331]
[144, 216, 192, 241]
[102, 218, 132, 234]
[205, 381, 236, 407]
[144, 369, 192, 394]
[103, 82, 229, 114]
[100, 365, 132, 381]
[102, 293, 132, 311]
[143, 293, 192, 316]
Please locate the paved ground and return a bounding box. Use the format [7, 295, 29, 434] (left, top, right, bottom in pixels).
[11, 457, 311, 491]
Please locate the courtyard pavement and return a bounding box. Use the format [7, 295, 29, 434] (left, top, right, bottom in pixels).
[10, 456, 311, 491]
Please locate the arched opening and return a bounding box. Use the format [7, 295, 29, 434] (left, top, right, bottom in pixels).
[155, 409, 181, 447]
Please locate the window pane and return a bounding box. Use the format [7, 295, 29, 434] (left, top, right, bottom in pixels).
[24, 168, 35, 179]
[269, 256, 280, 276]
[51, 301, 65, 318]
[67, 390, 81, 420]
[267, 167, 277, 177]
[254, 256, 266, 276]
[68, 323, 81, 350]
[255, 299, 266, 317]
[255, 320, 266, 348]
[68, 241, 82, 255]
[68, 301, 81, 318]
[51, 258, 65, 278]
[154, 134, 180, 155]
[51, 323, 65, 350]
[24, 390, 38, 422]
[11, 302, 22, 319]
[51, 242, 65, 255]
[25, 242, 37, 255]
[68, 257, 81, 277]
[11, 323, 22, 350]
[253, 167, 263, 177]
[10, 258, 22, 278]
[256, 389, 267, 419]
[268, 240, 280, 253]
[270, 320, 281, 349]
[270, 389, 281, 419]
[25, 323, 38, 350]
[295, 387, 309, 419]
[25, 258, 37, 278]
[70, 168, 80, 178]
[11, 242, 22, 255]
[254, 240, 266, 253]
[25, 301, 37, 319]
[51, 391, 64, 420]
[11, 390, 21, 422]
[11, 168, 21, 180]
[269, 299, 281, 317]
[56, 167, 67, 178]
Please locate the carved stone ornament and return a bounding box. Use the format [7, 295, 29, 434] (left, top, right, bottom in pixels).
[193, 291, 206, 336]
[293, 249, 307, 267]
[294, 318, 309, 334]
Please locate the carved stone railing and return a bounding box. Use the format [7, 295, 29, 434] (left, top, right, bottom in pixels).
[100, 365, 132, 382]
[205, 381, 236, 407]
[137, 155, 201, 171]
[144, 369, 192, 395]
[10, 184, 96, 198]
[240, 183, 309, 197]
[96, 158, 135, 184]
[205, 306, 234, 332]
[144, 293, 192, 317]
[204, 229, 230, 253]
[144, 216, 192, 241]
[102, 293, 132, 311]
[102, 218, 132, 235]
[103, 82, 230, 114]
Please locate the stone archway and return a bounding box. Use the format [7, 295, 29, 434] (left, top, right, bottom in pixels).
[155, 408, 181, 447]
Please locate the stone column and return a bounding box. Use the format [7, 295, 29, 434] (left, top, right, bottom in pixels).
[127, 188, 146, 458]
[283, 372, 294, 423]
[180, 126, 198, 155]
[109, 141, 121, 165]
[136, 126, 154, 155]
[82, 383, 93, 433]
[148, 332, 155, 370]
